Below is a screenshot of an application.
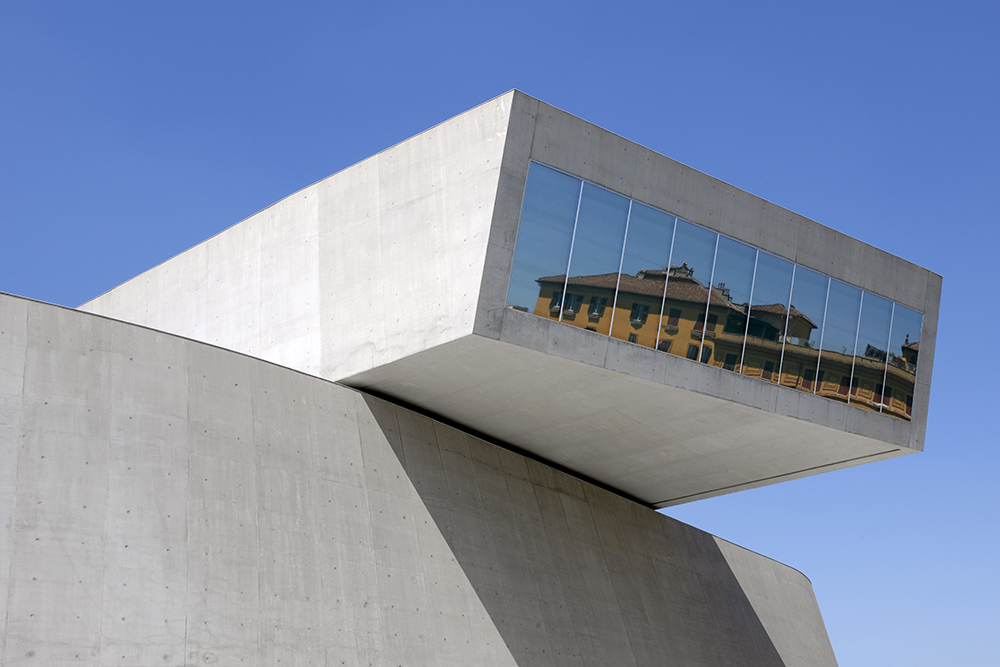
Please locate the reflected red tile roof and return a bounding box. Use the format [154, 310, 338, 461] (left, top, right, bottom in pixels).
[750, 303, 817, 329]
[537, 273, 740, 309]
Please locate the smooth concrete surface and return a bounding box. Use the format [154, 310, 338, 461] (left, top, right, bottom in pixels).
[81, 92, 514, 381]
[1, 292, 838, 666]
[345, 326, 908, 508]
[79, 90, 939, 504]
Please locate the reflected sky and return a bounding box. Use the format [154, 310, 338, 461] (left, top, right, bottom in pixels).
[670, 219, 717, 288]
[820, 280, 862, 357]
[506, 163, 581, 311]
[619, 203, 675, 277]
[712, 236, 756, 309]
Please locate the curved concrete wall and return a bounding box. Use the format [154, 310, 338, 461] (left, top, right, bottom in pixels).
[0, 293, 837, 665]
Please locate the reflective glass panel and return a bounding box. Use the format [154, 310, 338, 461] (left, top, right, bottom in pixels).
[507, 163, 926, 421]
[742, 252, 794, 382]
[850, 293, 893, 410]
[816, 280, 863, 402]
[561, 183, 630, 335]
[883, 305, 922, 420]
[659, 219, 718, 360]
[780, 266, 828, 393]
[705, 237, 756, 372]
[506, 164, 582, 321]
[610, 202, 676, 348]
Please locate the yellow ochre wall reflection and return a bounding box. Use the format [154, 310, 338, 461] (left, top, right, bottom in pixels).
[506, 162, 922, 421]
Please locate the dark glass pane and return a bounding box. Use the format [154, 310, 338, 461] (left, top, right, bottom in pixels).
[850, 293, 893, 411]
[659, 219, 717, 360]
[742, 252, 794, 383]
[816, 280, 862, 403]
[781, 266, 829, 393]
[704, 237, 755, 373]
[506, 163, 581, 320]
[883, 305, 923, 420]
[561, 183, 630, 335]
[610, 203, 675, 348]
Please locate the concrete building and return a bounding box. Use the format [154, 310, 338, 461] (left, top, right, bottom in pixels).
[1, 91, 939, 665]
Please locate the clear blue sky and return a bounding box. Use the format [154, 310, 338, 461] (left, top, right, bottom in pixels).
[2, 2, 997, 664]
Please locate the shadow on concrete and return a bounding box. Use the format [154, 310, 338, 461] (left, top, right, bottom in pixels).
[364, 394, 787, 666]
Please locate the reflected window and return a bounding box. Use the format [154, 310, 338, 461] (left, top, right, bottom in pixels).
[723, 353, 738, 371]
[802, 368, 815, 391]
[630, 303, 650, 325]
[563, 294, 583, 317]
[549, 291, 562, 315]
[588, 296, 608, 321]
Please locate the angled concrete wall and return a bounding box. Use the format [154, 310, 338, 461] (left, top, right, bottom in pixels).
[77, 91, 939, 505]
[1, 293, 837, 666]
[81, 92, 514, 379]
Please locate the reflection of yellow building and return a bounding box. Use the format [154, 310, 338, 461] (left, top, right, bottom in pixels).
[533, 266, 917, 420]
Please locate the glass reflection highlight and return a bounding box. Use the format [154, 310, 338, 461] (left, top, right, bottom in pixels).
[506, 163, 581, 314]
[742, 252, 794, 382]
[610, 203, 676, 348]
[883, 305, 922, 420]
[704, 237, 756, 373]
[780, 266, 828, 393]
[507, 161, 924, 421]
[850, 293, 893, 411]
[658, 220, 718, 361]
[816, 280, 862, 403]
[559, 184, 630, 335]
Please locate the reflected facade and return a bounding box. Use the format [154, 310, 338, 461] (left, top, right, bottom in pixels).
[506, 162, 924, 421]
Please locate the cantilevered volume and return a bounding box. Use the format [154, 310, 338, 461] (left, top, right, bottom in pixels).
[1, 91, 939, 665]
[81, 91, 940, 507]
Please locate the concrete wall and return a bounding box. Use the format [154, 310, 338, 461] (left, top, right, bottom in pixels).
[81, 92, 515, 380]
[1, 292, 838, 666]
